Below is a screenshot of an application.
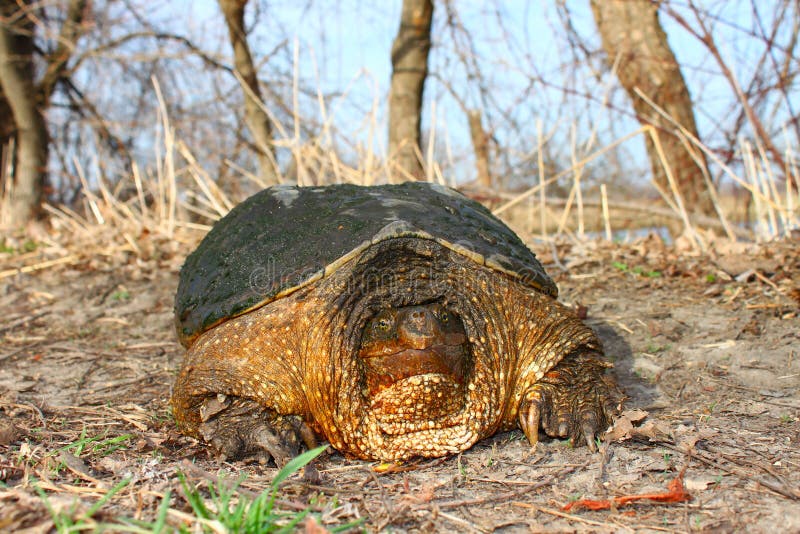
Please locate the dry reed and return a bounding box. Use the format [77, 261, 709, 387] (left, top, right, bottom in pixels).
[2, 69, 797, 278]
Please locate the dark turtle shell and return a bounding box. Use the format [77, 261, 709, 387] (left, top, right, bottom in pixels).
[175, 182, 557, 346]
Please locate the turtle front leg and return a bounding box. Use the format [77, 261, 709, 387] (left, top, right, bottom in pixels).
[197, 395, 316, 465]
[171, 300, 313, 465]
[518, 352, 623, 451]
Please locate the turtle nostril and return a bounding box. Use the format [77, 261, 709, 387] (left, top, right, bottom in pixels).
[398, 307, 435, 336]
[409, 308, 436, 330]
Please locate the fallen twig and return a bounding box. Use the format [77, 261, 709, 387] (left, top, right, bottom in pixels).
[433, 462, 586, 510]
[562, 468, 691, 512]
[513, 502, 620, 529]
[0, 255, 81, 280]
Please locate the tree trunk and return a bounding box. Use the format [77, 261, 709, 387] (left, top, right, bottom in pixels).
[590, 0, 714, 216]
[218, 0, 278, 185]
[0, 87, 13, 146]
[0, 0, 47, 226]
[388, 0, 433, 180]
[467, 109, 491, 188]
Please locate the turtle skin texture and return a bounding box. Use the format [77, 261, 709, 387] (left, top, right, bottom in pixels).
[172, 235, 624, 463]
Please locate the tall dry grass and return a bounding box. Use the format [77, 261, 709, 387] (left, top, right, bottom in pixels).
[495, 95, 798, 252]
[1, 70, 797, 281]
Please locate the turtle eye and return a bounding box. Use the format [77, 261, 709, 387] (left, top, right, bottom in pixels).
[376, 318, 391, 331]
[439, 311, 449, 323]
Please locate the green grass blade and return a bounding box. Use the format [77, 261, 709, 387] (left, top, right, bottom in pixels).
[275, 508, 310, 533]
[271, 445, 327, 488]
[178, 471, 211, 520]
[152, 489, 171, 533]
[84, 476, 132, 517]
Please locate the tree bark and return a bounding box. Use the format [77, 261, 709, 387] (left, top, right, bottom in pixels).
[388, 0, 433, 180]
[590, 0, 714, 216]
[0, 0, 47, 225]
[218, 0, 278, 185]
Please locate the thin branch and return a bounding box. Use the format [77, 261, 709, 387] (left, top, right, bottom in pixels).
[664, 1, 788, 177]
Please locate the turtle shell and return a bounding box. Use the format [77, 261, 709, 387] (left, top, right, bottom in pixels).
[175, 182, 557, 345]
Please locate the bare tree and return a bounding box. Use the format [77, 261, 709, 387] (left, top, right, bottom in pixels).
[439, 2, 495, 188]
[0, 1, 44, 225]
[663, 1, 793, 184]
[0, 0, 88, 227]
[0, 79, 14, 148]
[467, 109, 491, 188]
[1, 3, 44, 225]
[590, 0, 715, 215]
[218, 0, 278, 185]
[388, 0, 433, 179]
[1, 0, 791, 234]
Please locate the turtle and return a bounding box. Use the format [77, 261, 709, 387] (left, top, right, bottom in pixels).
[172, 182, 623, 463]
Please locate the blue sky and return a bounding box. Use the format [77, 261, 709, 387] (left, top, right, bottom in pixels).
[160, 1, 796, 188]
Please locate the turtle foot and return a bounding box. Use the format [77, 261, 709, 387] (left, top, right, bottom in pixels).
[198, 395, 315, 466]
[519, 353, 624, 451]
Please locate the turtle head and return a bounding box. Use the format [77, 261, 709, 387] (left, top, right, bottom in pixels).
[357, 302, 470, 431]
[305, 237, 505, 459]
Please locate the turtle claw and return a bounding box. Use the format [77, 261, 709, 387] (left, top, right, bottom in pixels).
[518, 353, 623, 450]
[519, 395, 542, 449]
[581, 420, 600, 452]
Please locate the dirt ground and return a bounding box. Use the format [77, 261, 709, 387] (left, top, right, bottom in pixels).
[0, 230, 798, 533]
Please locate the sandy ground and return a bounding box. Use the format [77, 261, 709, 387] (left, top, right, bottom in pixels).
[0, 232, 798, 532]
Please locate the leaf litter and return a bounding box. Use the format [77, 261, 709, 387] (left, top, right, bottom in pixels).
[0, 228, 799, 532]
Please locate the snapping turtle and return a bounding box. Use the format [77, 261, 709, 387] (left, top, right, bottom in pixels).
[172, 182, 622, 462]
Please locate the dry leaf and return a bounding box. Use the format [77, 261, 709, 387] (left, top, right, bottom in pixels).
[674, 426, 717, 453]
[635, 420, 673, 441]
[606, 409, 672, 443]
[685, 476, 719, 491]
[0, 414, 21, 446]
